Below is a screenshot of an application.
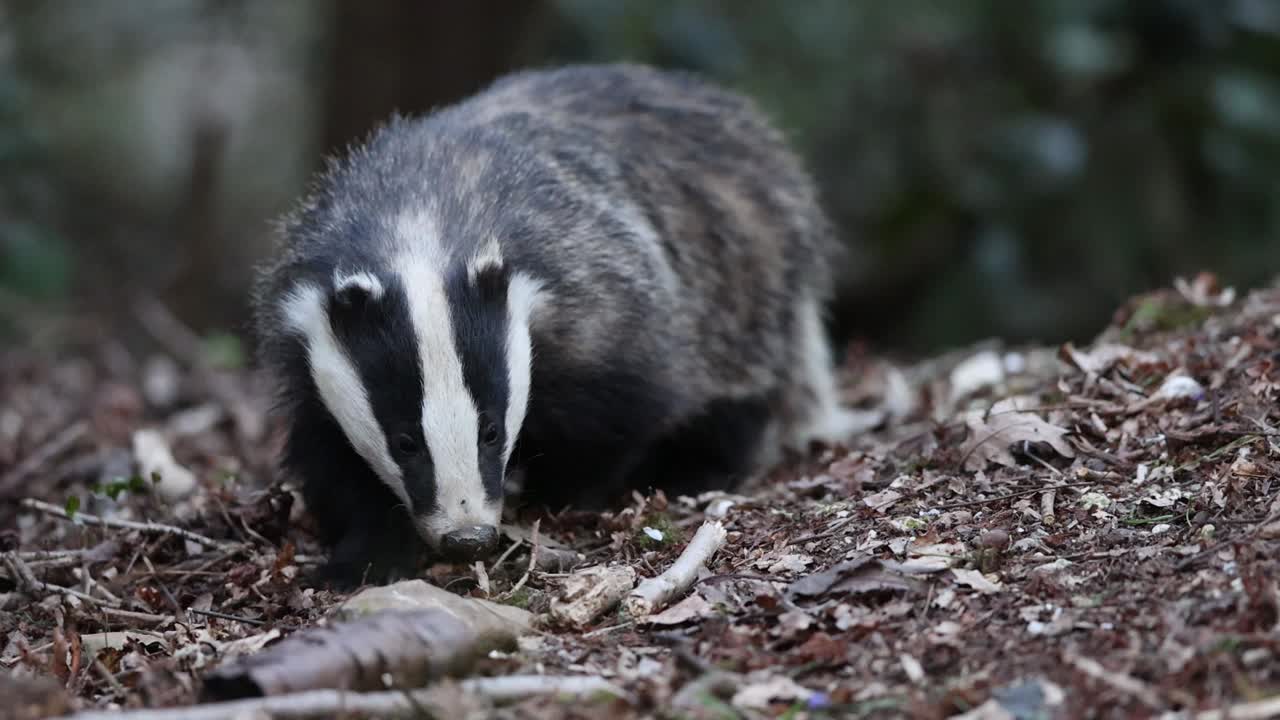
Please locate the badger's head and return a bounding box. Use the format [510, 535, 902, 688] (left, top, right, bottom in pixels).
[280, 237, 542, 563]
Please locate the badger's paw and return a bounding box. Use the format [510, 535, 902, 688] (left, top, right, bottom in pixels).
[791, 405, 884, 451]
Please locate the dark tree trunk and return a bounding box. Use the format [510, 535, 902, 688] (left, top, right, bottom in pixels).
[321, 0, 551, 157]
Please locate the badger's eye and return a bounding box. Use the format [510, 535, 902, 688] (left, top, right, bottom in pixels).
[393, 433, 420, 456]
[479, 413, 500, 447]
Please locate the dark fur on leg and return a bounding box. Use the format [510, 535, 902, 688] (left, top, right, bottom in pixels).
[284, 393, 423, 589]
[629, 395, 774, 499]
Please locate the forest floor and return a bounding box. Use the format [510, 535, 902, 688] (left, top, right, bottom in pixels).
[2, 275, 1279, 720]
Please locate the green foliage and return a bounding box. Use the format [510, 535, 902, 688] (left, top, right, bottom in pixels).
[63, 473, 157, 519]
[91, 473, 154, 501]
[548, 0, 1280, 351]
[634, 511, 684, 549]
[202, 331, 246, 370]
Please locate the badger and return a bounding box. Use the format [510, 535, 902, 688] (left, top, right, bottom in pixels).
[250, 63, 864, 587]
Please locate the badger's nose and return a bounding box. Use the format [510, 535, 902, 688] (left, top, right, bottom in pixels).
[440, 525, 499, 562]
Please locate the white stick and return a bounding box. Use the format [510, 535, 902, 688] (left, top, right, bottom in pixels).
[52, 675, 629, 720]
[20, 498, 241, 552]
[624, 519, 726, 617]
[1194, 695, 1280, 720]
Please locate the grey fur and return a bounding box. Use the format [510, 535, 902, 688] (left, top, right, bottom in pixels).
[251, 63, 858, 571]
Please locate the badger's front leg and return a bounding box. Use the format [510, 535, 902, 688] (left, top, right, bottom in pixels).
[284, 408, 423, 589]
[321, 497, 421, 588]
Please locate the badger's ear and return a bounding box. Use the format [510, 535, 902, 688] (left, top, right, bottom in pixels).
[332, 270, 385, 310]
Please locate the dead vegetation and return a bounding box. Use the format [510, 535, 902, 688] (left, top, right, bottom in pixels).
[3, 273, 1279, 719]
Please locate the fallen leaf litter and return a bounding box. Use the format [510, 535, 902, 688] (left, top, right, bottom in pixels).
[1, 275, 1278, 718]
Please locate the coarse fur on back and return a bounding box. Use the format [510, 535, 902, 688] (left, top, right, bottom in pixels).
[251, 62, 863, 586]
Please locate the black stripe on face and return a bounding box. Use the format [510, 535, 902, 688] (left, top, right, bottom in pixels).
[326, 274, 436, 513]
[445, 261, 511, 501]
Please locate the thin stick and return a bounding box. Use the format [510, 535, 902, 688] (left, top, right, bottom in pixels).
[186, 607, 264, 626]
[1040, 489, 1056, 526]
[0, 421, 87, 496]
[1064, 651, 1162, 709]
[53, 675, 630, 720]
[93, 657, 127, 699]
[1193, 696, 1280, 720]
[933, 480, 1099, 511]
[2, 552, 119, 608]
[20, 498, 240, 551]
[501, 519, 539, 600]
[624, 519, 727, 617]
[99, 607, 173, 626]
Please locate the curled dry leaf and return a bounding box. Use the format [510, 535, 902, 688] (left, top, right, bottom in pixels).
[641, 592, 715, 626]
[1060, 342, 1159, 376]
[951, 568, 1003, 594]
[960, 397, 1075, 471]
[787, 554, 924, 602]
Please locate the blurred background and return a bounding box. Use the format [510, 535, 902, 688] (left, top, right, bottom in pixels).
[2, 0, 1279, 359]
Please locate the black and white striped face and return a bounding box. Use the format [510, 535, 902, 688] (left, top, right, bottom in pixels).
[281, 239, 541, 558]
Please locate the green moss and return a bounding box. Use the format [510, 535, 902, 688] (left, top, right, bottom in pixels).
[500, 587, 533, 609]
[1122, 296, 1213, 336]
[634, 512, 684, 549]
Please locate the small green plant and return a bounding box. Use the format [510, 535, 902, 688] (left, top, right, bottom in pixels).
[202, 331, 246, 370]
[500, 586, 532, 609]
[91, 474, 154, 501]
[634, 512, 684, 548]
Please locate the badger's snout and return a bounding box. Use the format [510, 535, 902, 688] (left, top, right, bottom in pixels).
[439, 524, 500, 562]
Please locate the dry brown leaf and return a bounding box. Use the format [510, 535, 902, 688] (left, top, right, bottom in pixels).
[787, 555, 923, 601]
[960, 397, 1075, 471]
[640, 592, 715, 626]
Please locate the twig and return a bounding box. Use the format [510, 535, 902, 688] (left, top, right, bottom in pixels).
[141, 555, 186, 618]
[581, 620, 634, 638]
[93, 657, 127, 699]
[501, 519, 539, 601]
[933, 480, 1099, 511]
[1193, 695, 1280, 720]
[463, 675, 630, 703]
[1064, 651, 1163, 709]
[488, 536, 524, 575]
[20, 498, 240, 551]
[1040, 489, 1056, 526]
[624, 520, 727, 617]
[2, 552, 119, 608]
[1176, 506, 1280, 571]
[53, 675, 631, 720]
[187, 607, 264, 626]
[99, 607, 174, 626]
[0, 421, 87, 496]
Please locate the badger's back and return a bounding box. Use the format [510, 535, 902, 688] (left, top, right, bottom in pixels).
[251, 64, 854, 582]
[450, 64, 840, 407]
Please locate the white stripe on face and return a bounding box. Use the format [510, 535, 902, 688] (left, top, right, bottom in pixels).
[281, 283, 409, 509]
[397, 244, 503, 544]
[503, 272, 544, 463]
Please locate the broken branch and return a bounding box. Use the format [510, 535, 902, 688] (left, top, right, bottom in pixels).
[20, 498, 241, 552]
[54, 675, 629, 720]
[624, 519, 726, 617]
[2, 551, 119, 608]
